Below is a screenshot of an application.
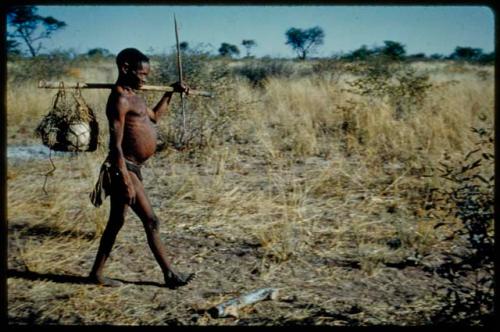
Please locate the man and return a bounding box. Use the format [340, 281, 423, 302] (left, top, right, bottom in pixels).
[89, 48, 194, 288]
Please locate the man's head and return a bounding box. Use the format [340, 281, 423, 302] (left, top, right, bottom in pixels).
[116, 48, 150, 89]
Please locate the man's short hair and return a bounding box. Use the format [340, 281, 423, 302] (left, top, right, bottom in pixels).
[116, 48, 150, 69]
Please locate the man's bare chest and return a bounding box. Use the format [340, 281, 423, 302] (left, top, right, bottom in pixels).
[125, 96, 150, 122]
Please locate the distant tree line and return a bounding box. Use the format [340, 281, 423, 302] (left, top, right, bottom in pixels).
[340, 41, 495, 64]
[6, 6, 494, 65]
[9, 42, 494, 66]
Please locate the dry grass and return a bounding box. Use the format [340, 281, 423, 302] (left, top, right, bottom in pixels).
[6, 58, 494, 325]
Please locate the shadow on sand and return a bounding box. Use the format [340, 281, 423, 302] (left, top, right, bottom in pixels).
[7, 269, 164, 287]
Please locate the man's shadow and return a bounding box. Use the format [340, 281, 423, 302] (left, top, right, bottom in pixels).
[7, 269, 164, 287]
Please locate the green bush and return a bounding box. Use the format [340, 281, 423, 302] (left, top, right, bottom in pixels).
[149, 49, 213, 88]
[310, 58, 344, 81]
[148, 51, 239, 151]
[429, 125, 494, 325]
[347, 59, 432, 119]
[8, 51, 75, 83]
[233, 59, 295, 87]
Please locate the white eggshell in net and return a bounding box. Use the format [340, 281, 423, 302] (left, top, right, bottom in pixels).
[67, 122, 91, 149]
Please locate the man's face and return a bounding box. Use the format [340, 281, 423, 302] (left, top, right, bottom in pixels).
[128, 61, 150, 89]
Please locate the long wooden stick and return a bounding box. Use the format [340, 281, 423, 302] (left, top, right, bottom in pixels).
[174, 15, 184, 87]
[174, 14, 188, 143]
[208, 288, 280, 318]
[38, 80, 213, 97]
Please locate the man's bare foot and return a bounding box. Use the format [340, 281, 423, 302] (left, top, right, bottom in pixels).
[164, 272, 195, 289]
[89, 274, 123, 287]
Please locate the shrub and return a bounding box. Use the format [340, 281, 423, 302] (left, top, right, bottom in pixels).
[150, 49, 212, 88]
[347, 59, 432, 119]
[428, 125, 494, 325]
[148, 51, 239, 151]
[310, 58, 343, 81]
[8, 52, 74, 83]
[234, 59, 295, 87]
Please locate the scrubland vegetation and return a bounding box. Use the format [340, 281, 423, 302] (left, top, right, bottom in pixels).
[6, 54, 494, 325]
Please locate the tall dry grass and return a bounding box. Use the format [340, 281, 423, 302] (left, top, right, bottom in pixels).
[6, 58, 494, 325]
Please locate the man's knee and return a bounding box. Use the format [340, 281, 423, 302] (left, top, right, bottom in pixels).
[144, 214, 160, 232]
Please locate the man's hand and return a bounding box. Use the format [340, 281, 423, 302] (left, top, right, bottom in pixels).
[124, 183, 136, 205]
[153, 82, 189, 121]
[170, 81, 190, 95]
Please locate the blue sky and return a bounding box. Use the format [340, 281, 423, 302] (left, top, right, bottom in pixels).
[14, 5, 495, 58]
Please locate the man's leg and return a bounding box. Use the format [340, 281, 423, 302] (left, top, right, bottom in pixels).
[128, 172, 194, 288]
[89, 192, 127, 286]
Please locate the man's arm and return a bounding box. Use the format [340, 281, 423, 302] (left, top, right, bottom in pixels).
[147, 91, 174, 123]
[147, 82, 189, 123]
[107, 94, 136, 205]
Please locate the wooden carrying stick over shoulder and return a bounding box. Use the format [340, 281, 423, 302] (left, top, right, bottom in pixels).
[38, 80, 213, 97]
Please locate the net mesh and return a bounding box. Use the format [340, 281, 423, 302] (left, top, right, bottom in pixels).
[36, 83, 99, 152]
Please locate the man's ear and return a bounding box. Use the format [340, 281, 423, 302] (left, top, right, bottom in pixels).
[121, 62, 130, 75]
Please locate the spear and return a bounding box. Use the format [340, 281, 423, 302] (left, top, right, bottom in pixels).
[174, 14, 187, 144]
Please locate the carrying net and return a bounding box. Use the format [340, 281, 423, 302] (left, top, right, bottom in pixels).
[36, 83, 99, 152]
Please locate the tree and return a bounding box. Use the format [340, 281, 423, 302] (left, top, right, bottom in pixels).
[87, 48, 111, 58]
[429, 53, 444, 60]
[242, 39, 257, 58]
[285, 26, 324, 60]
[7, 5, 67, 57]
[180, 41, 189, 52]
[449, 46, 483, 61]
[379, 40, 406, 61]
[407, 53, 426, 60]
[342, 45, 376, 61]
[478, 51, 495, 65]
[218, 43, 240, 58]
[7, 38, 22, 56]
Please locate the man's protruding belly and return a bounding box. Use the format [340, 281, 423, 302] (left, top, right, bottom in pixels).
[122, 121, 157, 164]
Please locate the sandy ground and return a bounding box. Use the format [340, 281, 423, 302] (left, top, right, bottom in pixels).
[6, 146, 478, 326]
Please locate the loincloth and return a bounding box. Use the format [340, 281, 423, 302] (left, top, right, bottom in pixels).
[90, 158, 143, 207]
